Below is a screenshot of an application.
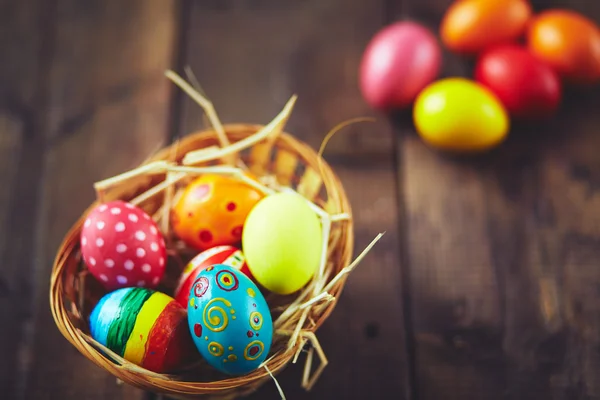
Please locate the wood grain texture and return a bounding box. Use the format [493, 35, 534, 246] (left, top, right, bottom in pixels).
[0, 0, 53, 396]
[0, 112, 29, 396]
[398, 0, 600, 398]
[0, 0, 40, 108]
[177, 1, 411, 398]
[527, 88, 600, 399]
[394, 1, 506, 398]
[0, 0, 180, 399]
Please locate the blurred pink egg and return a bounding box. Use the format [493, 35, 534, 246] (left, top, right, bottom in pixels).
[359, 21, 442, 111]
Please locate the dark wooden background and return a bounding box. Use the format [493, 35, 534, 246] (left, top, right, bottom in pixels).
[1, 0, 600, 399]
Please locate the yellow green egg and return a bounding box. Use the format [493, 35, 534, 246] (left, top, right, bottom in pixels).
[242, 192, 322, 295]
[413, 77, 510, 152]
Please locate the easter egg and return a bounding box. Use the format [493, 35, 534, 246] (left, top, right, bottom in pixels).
[475, 44, 562, 118]
[359, 21, 442, 110]
[173, 245, 251, 308]
[89, 287, 195, 373]
[527, 10, 600, 84]
[413, 78, 510, 152]
[171, 174, 264, 251]
[242, 192, 322, 295]
[80, 200, 167, 291]
[187, 264, 273, 375]
[440, 0, 532, 55]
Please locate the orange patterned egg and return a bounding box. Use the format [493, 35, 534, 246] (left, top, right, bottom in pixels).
[171, 174, 264, 251]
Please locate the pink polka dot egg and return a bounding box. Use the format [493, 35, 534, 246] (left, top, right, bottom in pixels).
[80, 200, 167, 291]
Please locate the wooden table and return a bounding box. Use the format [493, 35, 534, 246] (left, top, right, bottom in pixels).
[1, 0, 599, 399]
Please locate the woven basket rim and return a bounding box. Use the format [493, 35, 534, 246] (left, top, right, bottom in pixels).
[49, 124, 355, 397]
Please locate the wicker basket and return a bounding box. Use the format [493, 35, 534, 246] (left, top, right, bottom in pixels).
[50, 120, 358, 399]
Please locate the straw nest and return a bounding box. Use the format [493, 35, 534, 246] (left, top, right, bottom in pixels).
[49, 69, 383, 399]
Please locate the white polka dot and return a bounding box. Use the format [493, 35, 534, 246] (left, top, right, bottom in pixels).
[125, 203, 134, 209]
[128, 214, 139, 222]
[81, 237, 87, 246]
[152, 276, 160, 285]
[89, 257, 96, 266]
[137, 280, 145, 286]
[99, 204, 108, 212]
[100, 274, 108, 282]
[136, 248, 146, 258]
[116, 244, 127, 253]
[84, 219, 91, 227]
[144, 213, 151, 220]
[124, 260, 135, 270]
[117, 275, 128, 284]
[142, 263, 152, 273]
[96, 238, 104, 247]
[150, 242, 159, 252]
[111, 207, 121, 215]
[115, 222, 126, 232]
[159, 257, 165, 267]
[96, 221, 105, 230]
[104, 259, 115, 268]
[150, 226, 158, 235]
[135, 231, 146, 241]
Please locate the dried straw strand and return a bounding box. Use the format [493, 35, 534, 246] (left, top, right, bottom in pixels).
[129, 172, 187, 207]
[263, 365, 286, 400]
[183, 65, 209, 100]
[181, 67, 252, 172]
[94, 161, 170, 194]
[181, 95, 297, 165]
[165, 70, 230, 151]
[161, 140, 181, 237]
[315, 117, 376, 198]
[322, 232, 384, 294]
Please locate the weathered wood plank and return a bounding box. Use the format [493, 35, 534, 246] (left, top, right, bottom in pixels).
[399, 135, 507, 400]
[528, 87, 600, 398]
[0, 0, 40, 107]
[394, 1, 506, 398]
[178, 1, 411, 398]
[398, 0, 600, 398]
[0, 0, 54, 396]
[0, 1, 181, 399]
[0, 113, 30, 396]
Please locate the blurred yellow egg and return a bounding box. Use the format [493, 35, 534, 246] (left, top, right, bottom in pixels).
[413, 78, 510, 152]
[242, 192, 322, 295]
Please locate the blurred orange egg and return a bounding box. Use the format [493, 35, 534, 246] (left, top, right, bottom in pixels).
[527, 9, 600, 84]
[171, 174, 264, 251]
[440, 0, 532, 55]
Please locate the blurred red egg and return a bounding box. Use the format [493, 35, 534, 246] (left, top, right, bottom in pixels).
[359, 21, 442, 111]
[475, 44, 561, 119]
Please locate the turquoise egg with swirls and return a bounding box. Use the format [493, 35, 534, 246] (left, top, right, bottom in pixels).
[187, 264, 273, 375]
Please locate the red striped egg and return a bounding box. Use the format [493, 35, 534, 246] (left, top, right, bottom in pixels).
[173, 245, 251, 308]
[80, 200, 167, 291]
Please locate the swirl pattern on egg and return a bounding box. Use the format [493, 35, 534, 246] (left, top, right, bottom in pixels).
[173, 245, 252, 308]
[187, 264, 273, 375]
